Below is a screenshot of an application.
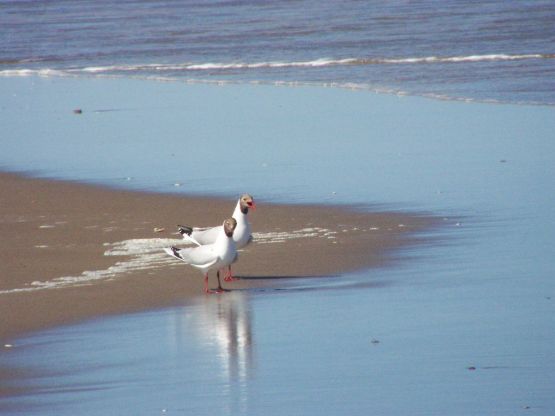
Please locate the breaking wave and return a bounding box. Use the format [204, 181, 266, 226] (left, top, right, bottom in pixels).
[67, 53, 555, 72]
[1, 53, 552, 78]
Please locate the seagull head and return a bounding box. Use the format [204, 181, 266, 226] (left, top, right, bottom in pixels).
[239, 194, 256, 214]
[223, 217, 237, 238]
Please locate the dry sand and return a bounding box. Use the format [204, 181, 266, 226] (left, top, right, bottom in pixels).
[0, 172, 436, 341]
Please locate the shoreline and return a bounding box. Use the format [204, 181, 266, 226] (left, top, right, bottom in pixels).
[0, 172, 439, 341]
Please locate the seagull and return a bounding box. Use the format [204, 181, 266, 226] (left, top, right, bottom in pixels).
[177, 194, 255, 281]
[164, 218, 238, 294]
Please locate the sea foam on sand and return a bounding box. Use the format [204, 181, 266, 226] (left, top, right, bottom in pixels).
[0, 229, 344, 294]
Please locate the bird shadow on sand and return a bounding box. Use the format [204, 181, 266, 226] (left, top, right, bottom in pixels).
[232, 274, 327, 281]
[222, 274, 391, 294]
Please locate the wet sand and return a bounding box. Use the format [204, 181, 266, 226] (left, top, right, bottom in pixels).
[0, 172, 436, 341]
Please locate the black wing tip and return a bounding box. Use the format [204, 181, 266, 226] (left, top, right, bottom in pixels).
[170, 246, 182, 259]
[177, 225, 193, 236]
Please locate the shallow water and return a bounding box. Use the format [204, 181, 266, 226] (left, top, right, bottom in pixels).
[2, 76, 554, 211]
[3, 265, 554, 415]
[1, 77, 554, 414]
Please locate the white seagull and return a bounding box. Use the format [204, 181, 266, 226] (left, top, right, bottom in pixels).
[164, 217, 238, 293]
[177, 194, 255, 281]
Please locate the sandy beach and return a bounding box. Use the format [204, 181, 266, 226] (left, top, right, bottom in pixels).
[0, 172, 435, 341]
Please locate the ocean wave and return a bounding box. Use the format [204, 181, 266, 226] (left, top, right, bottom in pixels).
[375, 53, 550, 64]
[1, 53, 553, 107]
[78, 53, 553, 73]
[76, 58, 357, 73]
[3, 53, 550, 79]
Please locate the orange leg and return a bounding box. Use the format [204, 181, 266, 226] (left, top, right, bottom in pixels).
[204, 274, 210, 293]
[204, 272, 225, 294]
[224, 265, 237, 282]
[216, 270, 224, 293]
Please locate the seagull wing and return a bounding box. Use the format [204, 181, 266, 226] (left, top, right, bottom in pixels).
[182, 233, 202, 246]
[182, 245, 220, 269]
[164, 245, 219, 269]
[190, 225, 222, 245]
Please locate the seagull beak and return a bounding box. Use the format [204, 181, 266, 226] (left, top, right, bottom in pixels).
[248, 201, 256, 210]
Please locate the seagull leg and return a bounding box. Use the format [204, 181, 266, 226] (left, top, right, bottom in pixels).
[216, 270, 224, 293]
[224, 265, 237, 282]
[204, 274, 211, 294]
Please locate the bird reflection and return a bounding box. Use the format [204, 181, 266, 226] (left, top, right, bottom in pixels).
[210, 291, 254, 383]
[172, 291, 255, 385]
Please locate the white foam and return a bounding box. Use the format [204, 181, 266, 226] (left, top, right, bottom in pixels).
[69, 53, 553, 75]
[75, 59, 350, 74]
[253, 227, 337, 244]
[77, 54, 552, 74]
[0, 238, 184, 295]
[185, 57, 357, 70]
[104, 238, 182, 256]
[379, 53, 546, 64]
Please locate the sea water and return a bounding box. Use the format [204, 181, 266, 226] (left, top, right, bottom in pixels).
[1, 0, 554, 105]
